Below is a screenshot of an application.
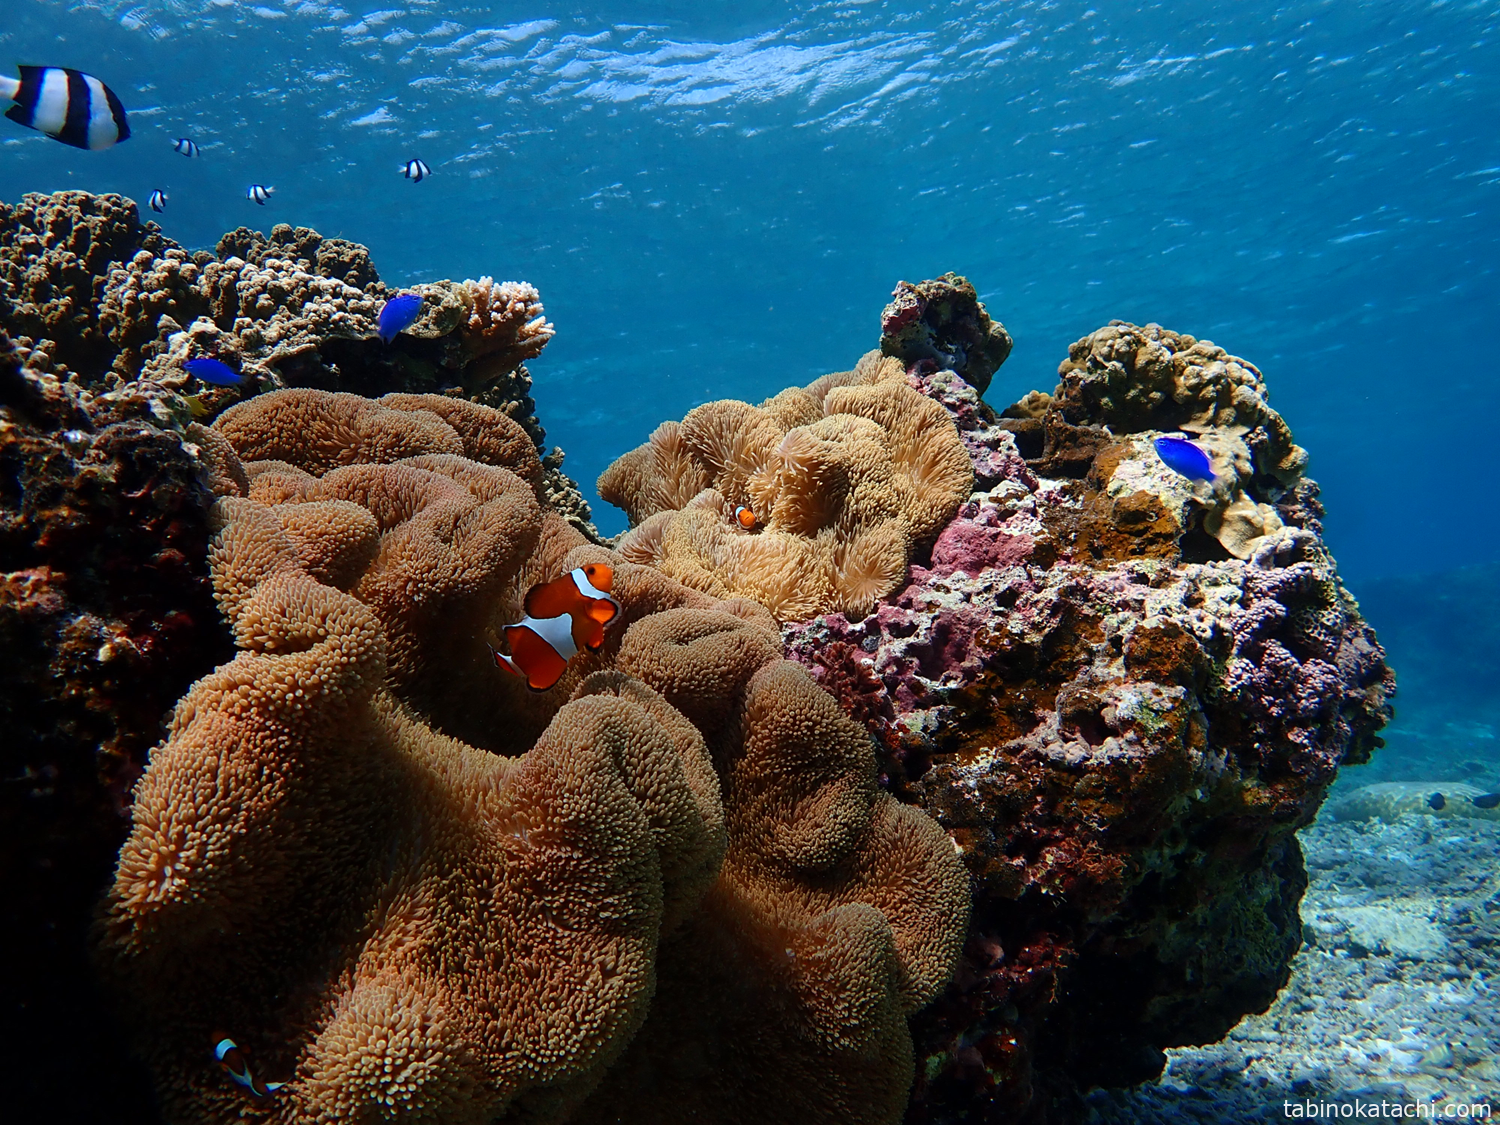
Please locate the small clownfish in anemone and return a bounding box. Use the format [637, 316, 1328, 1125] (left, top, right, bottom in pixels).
[213, 1034, 284, 1097]
[490, 564, 620, 692]
[734, 505, 757, 530]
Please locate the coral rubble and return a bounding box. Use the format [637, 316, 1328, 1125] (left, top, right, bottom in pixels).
[784, 317, 1393, 1122]
[600, 350, 974, 621]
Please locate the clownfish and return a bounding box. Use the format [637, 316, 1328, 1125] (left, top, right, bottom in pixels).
[214, 1035, 284, 1097]
[491, 564, 620, 692]
[734, 505, 757, 530]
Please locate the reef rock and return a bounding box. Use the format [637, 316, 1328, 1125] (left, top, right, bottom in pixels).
[0, 189, 596, 541]
[879, 272, 1013, 396]
[0, 327, 231, 1122]
[783, 314, 1393, 1122]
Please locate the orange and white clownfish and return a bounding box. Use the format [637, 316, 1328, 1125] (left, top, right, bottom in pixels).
[734, 505, 757, 530]
[491, 564, 620, 692]
[214, 1035, 284, 1097]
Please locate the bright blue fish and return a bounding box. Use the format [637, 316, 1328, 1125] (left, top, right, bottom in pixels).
[184, 357, 245, 386]
[1153, 435, 1215, 482]
[378, 293, 423, 344]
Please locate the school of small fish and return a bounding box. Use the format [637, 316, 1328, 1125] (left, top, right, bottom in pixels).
[0, 65, 432, 217]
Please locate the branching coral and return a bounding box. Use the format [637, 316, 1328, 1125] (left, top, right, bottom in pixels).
[601, 351, 973, 621]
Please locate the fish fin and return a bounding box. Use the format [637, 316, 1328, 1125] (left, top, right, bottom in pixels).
[490, 640, 523, 679]
[573, 614, 606, 654]
[585, 596, 619, 626]
[505, 626, 568, 691]
[524, 576, 581, 619]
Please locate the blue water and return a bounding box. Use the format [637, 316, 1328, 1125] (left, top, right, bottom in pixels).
[3, 0, 1497, 582]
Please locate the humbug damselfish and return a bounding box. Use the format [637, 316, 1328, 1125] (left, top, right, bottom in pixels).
[0, 65, 130, 150]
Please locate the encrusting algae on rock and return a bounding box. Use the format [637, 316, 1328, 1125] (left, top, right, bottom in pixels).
[3, 190, 1395, 1125]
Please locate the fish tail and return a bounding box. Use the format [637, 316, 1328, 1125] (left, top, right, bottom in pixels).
[488, 643, 522, 679]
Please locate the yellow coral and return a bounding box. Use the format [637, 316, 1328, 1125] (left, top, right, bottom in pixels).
[603, 350, 973, 622]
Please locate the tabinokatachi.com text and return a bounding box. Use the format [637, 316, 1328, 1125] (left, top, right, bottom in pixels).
[1284, 1100, 1492, 1119]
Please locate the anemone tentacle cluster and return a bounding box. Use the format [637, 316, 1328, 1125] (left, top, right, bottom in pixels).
[97, 387, 970, 1125]
[601, 350, 975, 621]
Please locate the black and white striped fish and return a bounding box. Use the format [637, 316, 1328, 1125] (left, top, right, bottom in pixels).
[0, 65, 130, 150]
[401, 158, 430, 183]
[149, 190, 167, 213]
[246, 184, 273, 206]
[172, 137, 199, 157]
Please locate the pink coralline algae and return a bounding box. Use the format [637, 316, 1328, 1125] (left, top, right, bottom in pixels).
[785, 314, 1392, 1123]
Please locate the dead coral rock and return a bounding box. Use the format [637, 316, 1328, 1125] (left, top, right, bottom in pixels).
[0, 191, 171, 377]
[879, 272, 1013, 395]
[602, 350, 973, 622]
[784, 319, 1393, 1125]
[0, 327, 230, 1123]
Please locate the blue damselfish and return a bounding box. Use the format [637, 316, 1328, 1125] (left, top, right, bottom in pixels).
[183, 357, 244, 385]
[1152, 435, 1215, 482]
[378, 293, 423, 343]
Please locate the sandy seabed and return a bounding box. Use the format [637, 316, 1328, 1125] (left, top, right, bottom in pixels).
[1088, 807, 1500, 1122]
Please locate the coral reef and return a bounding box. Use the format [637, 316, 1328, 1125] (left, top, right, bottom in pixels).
[782, 315, 1392, 1122]
[600, 350, 974, 621]
[999, 321, 1309, 561]
[0, 189, 597, 539]
[879, 272, 1013, 395]
[96, 386, 969, 1124]
[0, 190, 171, 377]
[0, 327, 230, 1122]
[6, 187, 1395, 1125]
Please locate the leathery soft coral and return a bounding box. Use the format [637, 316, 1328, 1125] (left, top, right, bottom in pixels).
[600, 350, 974, 622]
[783, 315, 1392, 1123]
[99, 388, 969, 1125]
